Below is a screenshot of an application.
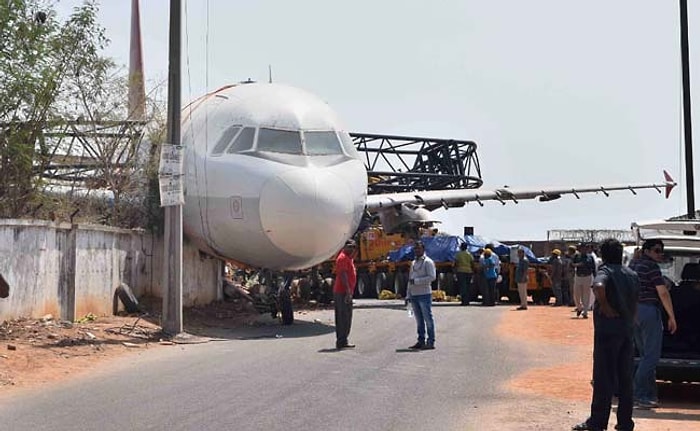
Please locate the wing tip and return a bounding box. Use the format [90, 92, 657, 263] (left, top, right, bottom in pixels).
[663, 170, 676, 199]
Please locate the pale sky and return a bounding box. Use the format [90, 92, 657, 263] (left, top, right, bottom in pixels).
[55, 0, 700, 240]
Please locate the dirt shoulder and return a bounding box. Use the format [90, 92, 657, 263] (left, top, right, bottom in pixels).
[496, 305, 700, 430]
[0, 297, 331, 395]
[0, 298, 262, 394]
[0, 313, 164, 392]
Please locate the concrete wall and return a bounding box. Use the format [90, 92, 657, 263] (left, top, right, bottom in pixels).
[0, 219, 221, 322]
[149, 234, 222, 307]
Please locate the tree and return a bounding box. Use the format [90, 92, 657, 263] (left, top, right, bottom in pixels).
[0, 0, 166, 230]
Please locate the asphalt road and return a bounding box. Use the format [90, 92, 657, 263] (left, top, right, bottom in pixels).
[1, 300, 574, 431]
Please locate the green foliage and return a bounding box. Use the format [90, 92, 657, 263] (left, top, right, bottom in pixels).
[0, 0, 167, 232]
[0, 0, 114, 217]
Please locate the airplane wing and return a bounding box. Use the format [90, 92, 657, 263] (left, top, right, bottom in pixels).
[365, 171, 676, 233]
[366, 170, 676, 211]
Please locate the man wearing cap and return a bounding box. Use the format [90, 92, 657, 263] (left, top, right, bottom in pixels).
[548, 249, 564, 306]
[333, 239, 357, 349]
[479, 248, 500, 306]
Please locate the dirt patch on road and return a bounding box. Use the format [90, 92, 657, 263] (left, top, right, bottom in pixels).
[496, 305, 700, 430]
[496, 306, 594, 401]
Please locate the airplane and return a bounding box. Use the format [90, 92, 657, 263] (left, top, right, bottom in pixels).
[180, 81, 677, 271]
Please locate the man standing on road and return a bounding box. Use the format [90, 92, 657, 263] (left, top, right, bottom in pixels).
[479, 248, 500, 306]
[333, 239, 357, 350]
[515, 248, 529, 310]
[548, 249, 564, 306]
[562, 245, 576, 306]
[454, 242, 474, 306]
[628, 239, 677, 409]
[573, 238, 639, 431]
[407, 241, 437, 350]
[573, 244, 596, 318]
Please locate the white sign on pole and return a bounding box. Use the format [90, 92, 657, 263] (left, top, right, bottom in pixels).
[159, 144, 184, 176]
[158, 143, 185, 206]
[159, 176, 184, 207]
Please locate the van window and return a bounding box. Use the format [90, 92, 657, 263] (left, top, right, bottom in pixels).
[257, 128, 302, 154]
[212, 126, 241, 155]
[227, 127, 256, 153]
[304, 131, 344, 155]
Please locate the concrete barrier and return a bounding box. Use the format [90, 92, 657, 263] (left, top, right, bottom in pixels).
[0, 219, 221, 322]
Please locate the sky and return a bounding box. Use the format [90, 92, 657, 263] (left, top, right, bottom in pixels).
[54, 0, 700, 241]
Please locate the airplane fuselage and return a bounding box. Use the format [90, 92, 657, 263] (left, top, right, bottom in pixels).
[182, 83, 367, 270]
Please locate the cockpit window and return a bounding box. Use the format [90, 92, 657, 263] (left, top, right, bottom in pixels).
[212, 125, 241, 155]
[227, 127, 255, 153]
[257, 128, 302, 154]
[338, 132, 360, 158]
[304, 131, 344, 155]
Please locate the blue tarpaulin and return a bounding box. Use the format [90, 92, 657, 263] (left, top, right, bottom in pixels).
[387, 235, 462, 263]
[463, 235, 539, 263]
[386, 234, 539, 264]
[463, 235, 509, 256]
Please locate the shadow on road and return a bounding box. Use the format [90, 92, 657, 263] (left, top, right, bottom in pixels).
[657, 382, 700, 411]
[614, 383, 700, 422]
[185, 317, 336, 341]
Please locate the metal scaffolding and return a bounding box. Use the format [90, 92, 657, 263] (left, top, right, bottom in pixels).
[36, 120, 147, 184]
[351, 132, 483, 195]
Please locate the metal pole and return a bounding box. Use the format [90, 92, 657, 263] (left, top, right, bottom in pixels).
[162, 0, 182, 335]
[680, 0, 695, 217]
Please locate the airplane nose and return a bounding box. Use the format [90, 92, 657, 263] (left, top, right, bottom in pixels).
[259, 168, 356, 263]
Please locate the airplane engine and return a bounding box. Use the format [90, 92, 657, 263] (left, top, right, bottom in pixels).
[376, 203, 441, 235]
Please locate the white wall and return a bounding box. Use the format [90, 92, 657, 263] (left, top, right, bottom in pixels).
[0, 219, 221, 322]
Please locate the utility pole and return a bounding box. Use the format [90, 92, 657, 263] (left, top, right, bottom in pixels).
[161, 0, 183, 335]
[680, 0, 695, 217]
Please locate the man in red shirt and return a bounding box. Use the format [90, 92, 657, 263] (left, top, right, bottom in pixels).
[334, 239, 357, 349]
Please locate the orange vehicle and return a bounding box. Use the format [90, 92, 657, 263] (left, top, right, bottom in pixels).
[500, 261, 553, 304]
[351, 227, 457, 298]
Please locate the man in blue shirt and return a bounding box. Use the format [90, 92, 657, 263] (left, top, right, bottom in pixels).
[479, 248, 500, 306]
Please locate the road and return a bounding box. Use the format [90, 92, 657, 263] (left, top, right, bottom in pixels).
[0, 300, 695, 430]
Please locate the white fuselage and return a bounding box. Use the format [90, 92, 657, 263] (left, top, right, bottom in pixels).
[181, 83, 367, 270]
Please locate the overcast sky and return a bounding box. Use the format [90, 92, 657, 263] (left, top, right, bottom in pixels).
[56, 0, 700, 240]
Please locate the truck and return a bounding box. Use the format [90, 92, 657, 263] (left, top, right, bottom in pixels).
[353, 227, 461, 298]
[631, 218, 700, 383]
[353, 230, 556, 303]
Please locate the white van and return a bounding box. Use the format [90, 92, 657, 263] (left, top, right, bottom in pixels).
[631, 219, 700, 383]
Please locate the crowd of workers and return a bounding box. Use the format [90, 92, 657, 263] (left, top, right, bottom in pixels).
[331, 236, 678, 431]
